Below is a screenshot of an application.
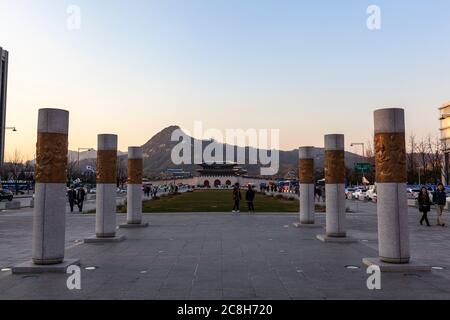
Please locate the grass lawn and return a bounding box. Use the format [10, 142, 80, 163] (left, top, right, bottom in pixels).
[119, 190, 304, 213]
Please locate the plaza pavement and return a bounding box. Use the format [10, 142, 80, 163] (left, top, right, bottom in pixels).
[0, 200, 449, 300]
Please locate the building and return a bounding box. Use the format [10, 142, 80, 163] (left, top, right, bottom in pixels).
[197, 162, 247, 187]
[145, 162, 270, 188]
[0, 47, 9, 165]
[439, 102, 450, 184]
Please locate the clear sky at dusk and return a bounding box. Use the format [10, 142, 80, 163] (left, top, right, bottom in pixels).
[1, 0, 450, 160]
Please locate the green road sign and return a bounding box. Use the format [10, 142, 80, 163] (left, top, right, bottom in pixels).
[354, 163, 372, 173]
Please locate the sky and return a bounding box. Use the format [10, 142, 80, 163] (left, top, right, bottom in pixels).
[1, 0, 450, 160]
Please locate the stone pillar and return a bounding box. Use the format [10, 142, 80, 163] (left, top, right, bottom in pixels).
[374, 108, 409, 263]
[295, 146, 320, 228]
[120, 147, 148, 228]
[32, 109, 69, 265]
[95, 134, 118, 238]
[317, 134, 355, 242]
[363, 108, 430, 272]
[12, 109, 79, 273]
[324, 134, 346, 237]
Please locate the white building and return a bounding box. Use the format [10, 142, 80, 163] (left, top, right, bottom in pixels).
[439, 102, 450, 184]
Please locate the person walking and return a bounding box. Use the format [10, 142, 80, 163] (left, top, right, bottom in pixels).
[418, 187, 431, 227]
[433, 183, 446, 227]
[68, 186, 77, 213]
[77, 187, 86, 213]
[232, 184, 242, 213]
[246, 184, 256, 214]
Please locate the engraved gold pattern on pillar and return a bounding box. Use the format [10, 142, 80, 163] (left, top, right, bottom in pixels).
[96, 150, 117, 184]
[299, 159, 314, 184]
[324, 150, 345, 184]
[375, 132, 407, 183]
[35, 133, 68, 183]
[127, 159, 143, 184]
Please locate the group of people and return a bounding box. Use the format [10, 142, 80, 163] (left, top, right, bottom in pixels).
[143, 185, 159, 198]
[259, 184, 280, 193]
[417, 183, 446, 227]
[67, 186, 86, 213]
[232, 184, 256, 213]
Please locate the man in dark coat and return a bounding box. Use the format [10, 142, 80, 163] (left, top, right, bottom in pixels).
[433, 183, 446, 226]
[245, 184, 256, 213]
[77, 187, 86, 213]
[232, 184, 242, 213]
[68, 186, 77, 213]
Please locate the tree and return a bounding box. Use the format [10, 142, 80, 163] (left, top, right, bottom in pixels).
[6, 149, 24, 194]
[117, 156, 127, 189]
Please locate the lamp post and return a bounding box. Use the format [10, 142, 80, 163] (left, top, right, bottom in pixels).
[417, 166, 423, 185]
[0, 126, 18, 186]
[350, 142, 365, 157]
[77, 147, 94, 174]
[351, 142, 366, 184]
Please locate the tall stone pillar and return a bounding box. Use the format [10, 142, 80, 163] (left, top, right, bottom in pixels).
[85, 134, 125, 242]
[120, 147, 148, 228]
[317, 134, 355, 242]
[294, 147, 320, 228]
[363, 108, 430, 271]
[374, 108, 409, 263]
[13, 108, 79, 273]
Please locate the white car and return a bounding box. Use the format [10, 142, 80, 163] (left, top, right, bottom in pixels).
[352, 189, 367, 200]
[406, 188, 417, 199]
[365, 188, 377, 202]
[345, 188, 356, 199]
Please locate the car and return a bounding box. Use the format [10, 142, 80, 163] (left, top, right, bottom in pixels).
[0, 189, 14, 201]
[365, 186, 377, 202]
[406, 188, 417, 200]
[352, 188, 367, 200]
[345, 188, 356, 199]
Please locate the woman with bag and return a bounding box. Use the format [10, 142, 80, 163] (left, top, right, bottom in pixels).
[418, 187, 431, 227]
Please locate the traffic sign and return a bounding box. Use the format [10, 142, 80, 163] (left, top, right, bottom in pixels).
[354, 163, 372, 173]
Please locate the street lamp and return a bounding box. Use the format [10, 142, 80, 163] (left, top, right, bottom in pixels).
[350, 142, 365, 157]
[77, 147, 94, 173]
[0, 126, 18, 167]
[417, 166, 423, 185]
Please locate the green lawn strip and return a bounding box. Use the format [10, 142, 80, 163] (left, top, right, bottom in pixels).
[140, 190, 299, 213]
[89, 190, 327, 214]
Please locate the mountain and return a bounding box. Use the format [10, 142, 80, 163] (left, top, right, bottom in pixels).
[140, 126, 367, 178]
[68, 126, 366, 178]
[68, 149, 126, 162]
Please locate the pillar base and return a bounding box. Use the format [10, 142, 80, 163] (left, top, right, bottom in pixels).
[316, 234, 358, 243]
[12, 258, 80, 274]
[293, 222, 322, 228]
[84, 235, 126, 243]
[362, 257, 431, 272]
[119, 222, 149, 229]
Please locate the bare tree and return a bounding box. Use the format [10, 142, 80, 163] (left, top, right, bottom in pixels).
[117, 156, 127, 189]
[426, 135, 443, 184]
[6, 149, 24, 194]
[415, 137, 429, 184]
[406, 133, 416, 184]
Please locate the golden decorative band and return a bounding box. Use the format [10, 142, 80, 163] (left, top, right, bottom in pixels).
[35, 132, 68, 183]
[127, 159, 143, 184]
[375, 132, 407, 183]
[324, 150, 345, 184]
[299, 159, 314, 184]
[96, 150, 117, 184]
